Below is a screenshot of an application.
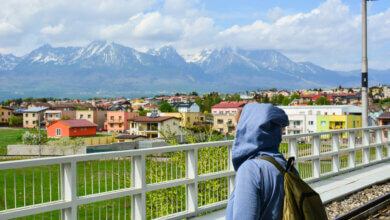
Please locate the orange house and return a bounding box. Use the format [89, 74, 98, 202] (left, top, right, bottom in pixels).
[47, 119, 97, 138]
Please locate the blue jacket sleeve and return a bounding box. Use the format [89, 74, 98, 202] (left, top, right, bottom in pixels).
[230, 160, 262, 220]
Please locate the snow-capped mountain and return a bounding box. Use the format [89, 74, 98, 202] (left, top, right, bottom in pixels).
[0, 54, 22, 70]
[0, 41, 386, 99]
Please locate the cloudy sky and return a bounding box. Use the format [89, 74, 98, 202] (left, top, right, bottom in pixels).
[1, 0, 390, 71]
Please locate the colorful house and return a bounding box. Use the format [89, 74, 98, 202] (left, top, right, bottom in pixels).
[0, 106, 13, 123]
[104, 111, 139, 133]
[47, 119, 97, 138]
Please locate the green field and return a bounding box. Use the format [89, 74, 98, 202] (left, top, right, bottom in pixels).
[0, 129, 48, 155]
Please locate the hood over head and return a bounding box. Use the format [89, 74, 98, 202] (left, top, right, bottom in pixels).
[232, 103, 289, 171]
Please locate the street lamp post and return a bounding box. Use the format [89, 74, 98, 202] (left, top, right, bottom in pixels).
[361, 0, 369, 127]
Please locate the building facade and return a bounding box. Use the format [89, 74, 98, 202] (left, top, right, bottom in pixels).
[129, 116, 180, 138]
[160, 112, 206, 128]
[0, 106, 13, 123]
[23, 107, 49, 128]
[47, 119, 97, 137]
[76, 110, 107, 129]
[105, 111, 139, 133]
[44, 110, 76, 126]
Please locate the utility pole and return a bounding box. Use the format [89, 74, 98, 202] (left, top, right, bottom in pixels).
[38, 115, 41, 157]
[361, 0, 369, 127]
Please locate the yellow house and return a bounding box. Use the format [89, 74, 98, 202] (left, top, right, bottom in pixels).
[161, 112, 206, 128]
[213, 114, 237, 135]
[0, 106, 13, 123]
[329, 115, 361, 130]
[76, 110, 107, 129]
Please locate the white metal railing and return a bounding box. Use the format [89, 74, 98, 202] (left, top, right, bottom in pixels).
[0, 126, 389, 219]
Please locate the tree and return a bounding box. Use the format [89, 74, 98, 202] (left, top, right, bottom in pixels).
[263, 94, 270, 103]
[348, 88, 354, 93]
[282, 97, 291, 106]
[159, 102, 173, 112]
[189, 91, 198, 96]
[290, 93, 300, 101]
[138, 110, 148, 116]
[277, 94, 285, 105]
[231, 93, 241, 101]
[270, 88, 277, 92]
[307, 100, 314, 105]
[9, 116, 22, 126]
[270, 95, 278, 105]
[315, 97, 331, 105]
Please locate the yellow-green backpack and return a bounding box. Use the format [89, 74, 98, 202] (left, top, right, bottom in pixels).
[258, 156, 328, 220]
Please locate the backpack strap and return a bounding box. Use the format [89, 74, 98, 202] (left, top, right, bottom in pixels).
[255, 156, 285, 174]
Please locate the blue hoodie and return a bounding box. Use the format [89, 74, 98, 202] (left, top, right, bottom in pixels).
[226, 103, 289, 220]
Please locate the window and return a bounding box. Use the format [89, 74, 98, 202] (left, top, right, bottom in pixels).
[25, 121, 28, 125]
[111, 116, 114, 120]
[1, 112, 3, 116]
[56, 114, 60, 118]
[7, 112, 10, 115]
[119, 116, 122, 121]
[131, 123, 135, 128]
[308, 121, 314, 125]
[353, 121, 356, 127]
[110, 124, 114, 128]
[217, 119, 224, 124]
[293, 130, 300, 134]
[33, 113, 35, 117]
[56, 128, 61, 136]
[33, 121, 36, 124]
[321, 121, 326, 126]
[74, 128, 77, 132]
[200, 117, 204, 121]
[80, 114, 83, 119]
[119, 124, 122, 128]
[49, 114, 52, 118]
[88, 114, 91, 119]
[25, 113, 28, 117]
[293, 121, 301, 126]
[227, 119, 232, 124]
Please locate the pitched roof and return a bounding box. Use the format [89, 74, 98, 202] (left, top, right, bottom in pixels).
[24, 107, 49, 113]
[49, 119, 97, 128]
[172, 102, 196, 108]
[378, 112, 390, 119]
[129, 116, 177, 122]
[115, 135, 147, 139]
[211, 101, 247, 109]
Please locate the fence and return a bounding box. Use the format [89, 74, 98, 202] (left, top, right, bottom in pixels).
[83, 136, 116, 146]
[0, 126, 389, 219]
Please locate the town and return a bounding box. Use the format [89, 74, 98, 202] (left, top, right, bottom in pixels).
[1, 85, 390, 156]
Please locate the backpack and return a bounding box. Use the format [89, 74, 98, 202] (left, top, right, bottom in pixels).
[257, 156, 328, 220]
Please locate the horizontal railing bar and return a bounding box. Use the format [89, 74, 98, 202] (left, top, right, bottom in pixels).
[0, 200, 70, 219]
[0, 140, 233, 170]
[283, 125, 390, 139]
[197, 171, 236, 182]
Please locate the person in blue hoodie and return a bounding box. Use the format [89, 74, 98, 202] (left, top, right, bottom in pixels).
[226, 103, 290, 220]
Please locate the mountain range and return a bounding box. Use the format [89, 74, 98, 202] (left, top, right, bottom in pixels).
[0, 40, 389, 100]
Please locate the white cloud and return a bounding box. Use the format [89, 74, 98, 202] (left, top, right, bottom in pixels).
[1, 0, 390, 70]
[0, 22, 22, 36]
[41, 24, 64, 35]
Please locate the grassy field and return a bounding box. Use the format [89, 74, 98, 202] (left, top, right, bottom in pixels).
[0, 129, 48, 155]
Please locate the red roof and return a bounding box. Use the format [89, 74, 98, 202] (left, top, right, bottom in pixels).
[129, 116, 177, 122]
[211, 101, 247, 109]
[48, 119, 97, 128]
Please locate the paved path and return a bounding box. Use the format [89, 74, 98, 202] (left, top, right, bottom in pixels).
[192, 160, 390, 220]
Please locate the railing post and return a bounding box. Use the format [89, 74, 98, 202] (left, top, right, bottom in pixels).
[376, 129, 383, 161]
[312, 135, 321, 178]
[387, 129, 390, 158]
[131, 155, 146, 220]
[362, 129, 370, 164]
[348, 131, 356, 169]
[186, 149, 198, 214]
[61, 162, 77, 220]
[228, 144, 235, 196]
[332, 133, 340, 173]
[288, 138, 298, 159]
